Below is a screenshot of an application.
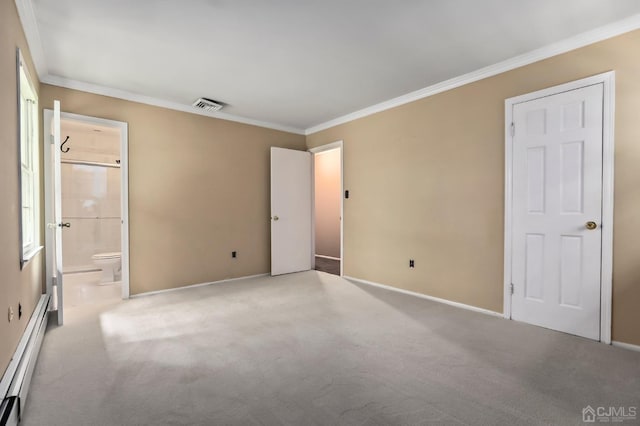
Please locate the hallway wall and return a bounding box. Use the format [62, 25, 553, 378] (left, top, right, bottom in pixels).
[314, 149, 341, 259]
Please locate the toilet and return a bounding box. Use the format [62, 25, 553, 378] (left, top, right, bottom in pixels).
[92, 252, 122, 284]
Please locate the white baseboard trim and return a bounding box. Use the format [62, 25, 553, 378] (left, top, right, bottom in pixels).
[612, 340, 640, 352]
[0, 294, 50, 423]
[344, 275, 503, 318]
[130, 273, 270, 298]
[315, 254, 341, 261]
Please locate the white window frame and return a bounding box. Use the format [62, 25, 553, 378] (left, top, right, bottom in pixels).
[18, 48, 42, 267]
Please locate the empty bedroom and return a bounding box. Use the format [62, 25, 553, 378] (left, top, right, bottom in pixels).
[1, 1, 640, 425]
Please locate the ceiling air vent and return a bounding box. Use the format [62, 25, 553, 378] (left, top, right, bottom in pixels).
[192, 97, 224, 112]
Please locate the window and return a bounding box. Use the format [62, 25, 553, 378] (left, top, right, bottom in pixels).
[18, 49, 40, 266]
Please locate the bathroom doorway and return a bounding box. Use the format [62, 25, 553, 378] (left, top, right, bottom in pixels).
[310, 141, 343, 276]
[44, 109, 129, 322]
[60, 118, 123, 310]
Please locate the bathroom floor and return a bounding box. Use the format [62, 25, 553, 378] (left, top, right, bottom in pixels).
[63, 271, 122, 309]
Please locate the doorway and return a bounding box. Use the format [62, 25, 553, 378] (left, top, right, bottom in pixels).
[310, 141, 343, 276]
[504, 73, 614, 343]
[44, 109, 129, 324]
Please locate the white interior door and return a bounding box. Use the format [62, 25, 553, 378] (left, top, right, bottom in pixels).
[511, 84, 603, 340]
[44, 101, 65, 325]
[271, 147, 312, 275]
[53, 101, 65, 325]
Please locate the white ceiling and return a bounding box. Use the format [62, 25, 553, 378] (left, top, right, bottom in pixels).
[27, 0, 640, 133]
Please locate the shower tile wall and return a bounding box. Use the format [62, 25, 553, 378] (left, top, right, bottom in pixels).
[60, 122, 121, 272]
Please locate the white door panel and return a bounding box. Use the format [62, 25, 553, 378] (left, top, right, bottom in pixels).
[53, 101, 65, 325]
[511, 84, 603, 340]
[271, 147, 312, 275]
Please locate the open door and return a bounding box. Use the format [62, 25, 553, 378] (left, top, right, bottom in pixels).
[44, 101, 65, 325]
[270, 147, 312, 275]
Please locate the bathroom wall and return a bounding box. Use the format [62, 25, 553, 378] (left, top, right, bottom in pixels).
[60, 120, 121, 272]
[314, 149, 341, 259]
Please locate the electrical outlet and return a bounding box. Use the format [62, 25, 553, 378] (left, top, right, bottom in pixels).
[409, 259, 415, 268]
[232, 251, 237, 258]
[8, 306, 14, 322]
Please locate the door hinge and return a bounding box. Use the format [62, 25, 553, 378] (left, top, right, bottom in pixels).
[510, 283, 514, 295]
[510, 122, 515, 137]
[50, 134, 55, 144]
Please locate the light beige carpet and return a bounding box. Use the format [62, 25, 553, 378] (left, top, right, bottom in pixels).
[22, 271, 640, 425]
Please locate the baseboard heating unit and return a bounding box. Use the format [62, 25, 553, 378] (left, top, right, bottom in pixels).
[0, 295, 50, 426]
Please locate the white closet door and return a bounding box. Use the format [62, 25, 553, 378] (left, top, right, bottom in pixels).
[511, 84, 603, 340]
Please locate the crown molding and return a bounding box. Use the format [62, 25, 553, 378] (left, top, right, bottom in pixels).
[305, 13, 640, 135]
[16, 0, 304, 134]
[15, 0, 640, 137]
[14, 0, 47, 76]
[41, 75, 306, 135]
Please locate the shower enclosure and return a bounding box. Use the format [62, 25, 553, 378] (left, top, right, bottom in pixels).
[59, 120, 121, 273]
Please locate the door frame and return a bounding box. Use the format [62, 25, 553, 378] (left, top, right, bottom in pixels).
[43, 110, 131, 300]
[503, 71, 615, 344]
[309, 140, 344, 277]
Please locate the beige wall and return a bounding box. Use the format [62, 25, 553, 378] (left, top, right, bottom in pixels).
[307, 30, 640, 346]
[314, 149, 341, 258]
[40, 85, 306, 295]
[0, 0, 45, 377]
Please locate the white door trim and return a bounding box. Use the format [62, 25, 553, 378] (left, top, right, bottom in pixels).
[43, 110, 131, 300]
[503, 71, 615, 344]
[309, 141, 344, 276]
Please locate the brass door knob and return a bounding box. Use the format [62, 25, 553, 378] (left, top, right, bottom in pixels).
[586, 221, 597, 230]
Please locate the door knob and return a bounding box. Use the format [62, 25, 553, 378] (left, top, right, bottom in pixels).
[585, 221, 597, 230]
[272, 216, 279, 221]
[59, 222, 71, 228]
